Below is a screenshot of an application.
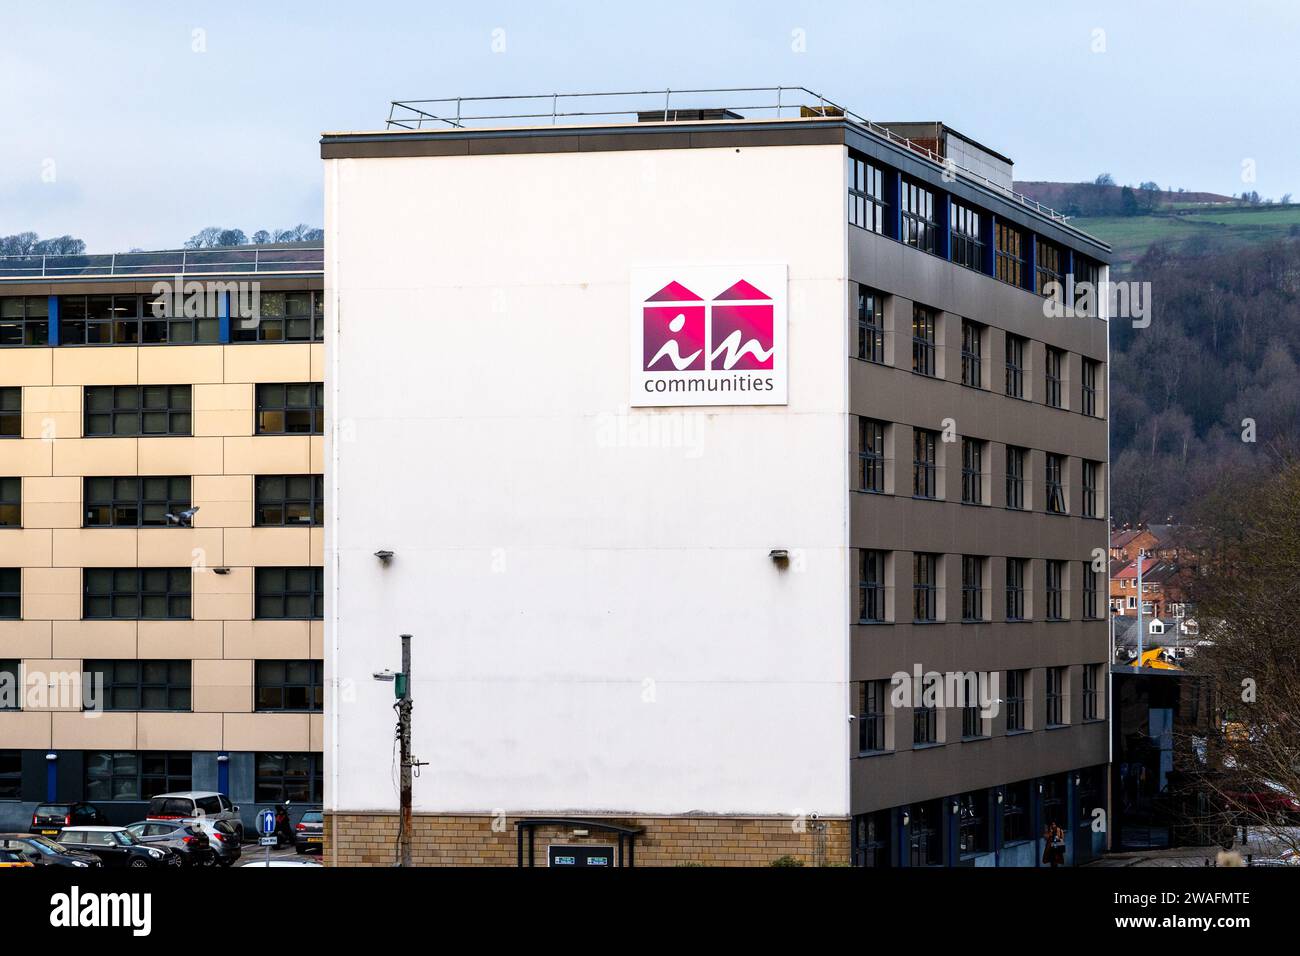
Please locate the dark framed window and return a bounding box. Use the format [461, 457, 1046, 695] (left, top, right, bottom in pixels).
[958, 792, 989, 854]
[256, 383, 324, 435]
[1082, 460, 1099, 518]
[900, 179, 937, 254]
[0, 569, 17, 619]
[0, 749, 20, 798]
[83, 476, 190, 528]
[1046, 560, 1065, 620]
[847, 154, 887, 234]
[913, 703, 938, 746]
[84, 385, 191, 437]
[962, 702, 985, 740]
[853, 810, 892, 868]
[84, 660, 191, 711]
[995, 222, 1025, 287]
[85, 751, 192, 801]
[255, 660, 324, 712]
[0, 296, 49, 347]
[255, 475, 324, 526]
[0, 387, 20, 437]
[1036, 238, 1064, 297]
[950, 202, 984, 272]
[1002, 780, 1030, 842]
[1005, 670, 1027, 731]
[911, 304, 936, 376]
[1083, 564, 1100, 620]
[858, 549, 886, 624]
[960, 320, 982, 387]
[232, 291, 323, 343]
[856, 285, 885, 363]
[59, 293, 219, 346]
[1004, 334, 1025, 398]
[1045, 347, 1064, 408]
[1046, 453, 1067, 514]
[1005, 446, 1026, 510]
[912, 553, 938, 623]
[0, 477, 18, 527]
[912, 429, 937, 499]
[908, 800, 942, 865]
[83, 568, 191, 619]
[0, 661, 18, 712]
[1082, 357, 1099, 416]
[1046, 666, 1066, 726]
[1083, 664, 1101, 720]
[255, 566, 324, 620]
[857, 680, 888, 753]
[255, 752, 323, 803]
[1005, 558, 1026, 621]
[961, 556, 984, 622]
[1074, 258, 1100, 315]
[858, 419, 886, 493]
[961, 438, 983, 505]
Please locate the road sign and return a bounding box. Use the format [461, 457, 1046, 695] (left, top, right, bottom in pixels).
[259, 836, 278, 846]
[258, 808, 277, 836]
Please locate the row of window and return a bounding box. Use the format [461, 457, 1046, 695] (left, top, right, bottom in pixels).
[857, 551, 1105, 624]
[0, 384, 324, 439]
[856, 664, 1103, 754]
[0, 659, 321, 713]
[857, 418, 1103, 518]
[0, 750, 322, 804]
[856, 287, 1103, 415]
[0, 475, 323, 529]
[0, 292, 324, 347]
[0, 567, 323, 621]
[847, 152, 1102, 307]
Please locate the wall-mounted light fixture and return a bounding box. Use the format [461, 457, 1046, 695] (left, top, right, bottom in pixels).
[45, 752, 57, 762]
[901, 810, 910, 827]
[996, 791, 1004, 805]
[375, 550, 394, 565]
[216, 753, 229, 763]
[769, 548, 789, 567]
[213, 567, 231, 576]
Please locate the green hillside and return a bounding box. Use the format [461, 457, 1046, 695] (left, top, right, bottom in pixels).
[1071, 205, 1300, 273]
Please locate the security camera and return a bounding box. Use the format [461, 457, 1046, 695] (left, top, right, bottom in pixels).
[808, 811, 819, 821]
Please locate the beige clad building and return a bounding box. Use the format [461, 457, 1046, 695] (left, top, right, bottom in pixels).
[0, 245, 325, 833]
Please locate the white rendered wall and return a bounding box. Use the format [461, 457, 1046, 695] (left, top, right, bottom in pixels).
[325, 140, 849, 817]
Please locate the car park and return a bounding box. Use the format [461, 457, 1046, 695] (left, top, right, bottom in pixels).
[29, 802, 108, 836]
[147, 791, 244, 841]
[57, 826, 180, 869]
[124, 821, 215, 867]
[295, 809, 324, 854]
[0, 833, 103, 869]
[182, 817, 242, 866]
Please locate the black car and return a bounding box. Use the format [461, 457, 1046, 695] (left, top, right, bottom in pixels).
[294, 810, 324, 853]
[56, 827, 179, 869]
[0, 833, 104, 869]
[29, 802, 108, 836]
[125, 821, 214, 867]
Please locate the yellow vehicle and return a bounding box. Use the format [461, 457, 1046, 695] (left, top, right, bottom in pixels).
[0, 848, 34, 868]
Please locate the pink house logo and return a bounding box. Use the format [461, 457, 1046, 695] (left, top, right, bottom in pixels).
[631, 264, 787, 408]
[642, 279, 774, 372]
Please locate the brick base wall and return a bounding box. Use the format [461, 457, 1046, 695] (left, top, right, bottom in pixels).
[323, 813, 850, 867]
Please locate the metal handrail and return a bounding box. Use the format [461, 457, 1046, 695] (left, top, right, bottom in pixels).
[385, 87, 1071, 224]
[0, 244, 324, 281]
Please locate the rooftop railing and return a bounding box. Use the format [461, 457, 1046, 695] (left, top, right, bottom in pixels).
[385, 87, 1071, 225]
[0, 244, 324, 280]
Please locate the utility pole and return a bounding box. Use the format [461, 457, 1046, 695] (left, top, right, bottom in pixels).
[391, 633, 426, 867]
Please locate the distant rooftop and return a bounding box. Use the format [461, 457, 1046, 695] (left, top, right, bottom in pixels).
[0, 242, 323, 282]
[379, 87, 1067, 224]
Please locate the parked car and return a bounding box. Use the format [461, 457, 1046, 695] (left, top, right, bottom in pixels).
[0, 848, 34, 868]
[1224, 780, 1300, 823]
[294, 809, 324, 854]
[182, 817, 242, 867]
[0, 833, 103, 869]
[147, 791, 244, 841]
[124, 821, 214, 867]
[29, 802, 108, 836]
[56, 826, 179, 869]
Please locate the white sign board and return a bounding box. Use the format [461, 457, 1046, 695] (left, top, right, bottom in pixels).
[629, 264, 788, 407]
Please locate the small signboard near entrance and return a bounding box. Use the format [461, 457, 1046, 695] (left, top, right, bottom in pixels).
[548, 845, 615, 868]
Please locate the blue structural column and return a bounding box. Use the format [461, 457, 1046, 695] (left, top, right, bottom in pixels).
[217, 753, 230, 796]
[46, 753, 57, 801]
[992, 788, 1005, 866]
[890, 171, 903, 242]
[1066, 773, 1079, 866]
[897, 806, 910, 867]
[218, 290, 231, 343]
[1031, 779, 1044, 867]
[47, 294, 59, 346]
[1064, 248, 1076, 302]
[945, 797, 959, 867]
[1025, 232, 1038, 292]
[983, 214, 997, 277]
[937, 194, 951, 261]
